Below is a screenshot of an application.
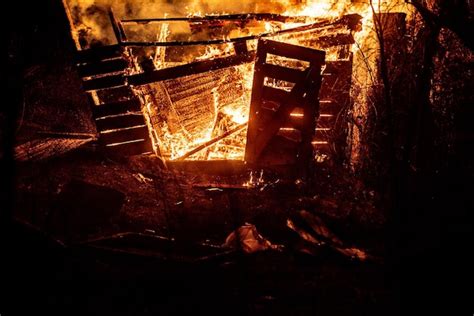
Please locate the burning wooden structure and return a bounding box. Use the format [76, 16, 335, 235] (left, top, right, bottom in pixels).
[67, 3, 362, 172]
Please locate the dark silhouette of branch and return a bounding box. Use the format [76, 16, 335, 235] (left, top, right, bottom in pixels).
[406, 0, 474, 51]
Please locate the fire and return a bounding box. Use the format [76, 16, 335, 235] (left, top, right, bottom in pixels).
[66, 0, 414, 162]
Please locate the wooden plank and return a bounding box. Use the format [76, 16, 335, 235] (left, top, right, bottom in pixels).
[96, 86, 135, 103]
[76, 45, 123, 63]
[127, 52, 256, 86]
[100, 126, 149, 144]
[96, 114, 145, 131]
[121, 13, 315, 24]
[260, 39, 325, 64]
[233, 41, 248, 55]
[82, 74, 126, 91]
[261, 63, 305, 83]
[93, 98, 142, 118]
[105, 139, 153, 156]
[78, 58, 128, 77]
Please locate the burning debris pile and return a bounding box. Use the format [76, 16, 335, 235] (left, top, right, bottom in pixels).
[65, 0, 414, 170]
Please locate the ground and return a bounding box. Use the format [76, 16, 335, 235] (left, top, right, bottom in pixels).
[5, 144, 391, 315]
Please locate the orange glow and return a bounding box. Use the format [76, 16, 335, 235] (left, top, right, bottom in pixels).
[66, 0, 413, 161]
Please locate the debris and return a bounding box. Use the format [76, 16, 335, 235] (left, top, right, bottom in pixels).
[287, 210, 376, 262]
[133, 173, 153, 184]
[223, 223, 281, 254]
[299, 210, 343, 246]
[335, 247, 368, 261]
[175, 201, 184, 205]
[206, 187, 224, 192]
[243, 170, 265, 188]
[286, 218, 322, 245]
[259, 179, 280, 191]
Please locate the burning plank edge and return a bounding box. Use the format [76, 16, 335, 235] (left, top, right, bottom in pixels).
[119, 14, 362, 47]
[120, 13, 322, 24]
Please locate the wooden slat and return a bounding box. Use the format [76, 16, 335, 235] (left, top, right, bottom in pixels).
[105, 139, 153, 156]
[82, 74, 126, 91]
[93, 98, 142, 118]
[261, 63, 305, 83]
[96, 114, 145, 131]
[78, 58, 128, 77]
[96, 86, 135, 103]
[76, 45, 123, 63]
[260, 39, 325, 64]
[127, 52, 256, 86]
[233, 41, 248, 55]
[100, 126, 149, 144]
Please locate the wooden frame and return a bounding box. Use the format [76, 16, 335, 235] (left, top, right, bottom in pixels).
[244, 39, 325, 167]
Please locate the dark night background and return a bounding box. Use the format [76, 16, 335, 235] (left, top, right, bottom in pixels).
[2, 1, 473, 315]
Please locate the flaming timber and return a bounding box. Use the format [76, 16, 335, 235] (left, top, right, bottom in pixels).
[65, 2, 362, 170]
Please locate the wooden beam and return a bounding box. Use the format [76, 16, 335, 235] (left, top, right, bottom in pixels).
[100, 126, 149, 144]
[82, 74, 126, 91]
[120, 14, 362, 47]
[127, 51, 256, 86]
[77, 58, 128, 77]
[261, 63, 305, 83]
[93, 98, 142, 118]
[96, 113, 145, 131]
[76, 45, 123, 63]
[105, 139, 153, 156]
[120, 13, 319, 24]
[259, 39, 325, 63]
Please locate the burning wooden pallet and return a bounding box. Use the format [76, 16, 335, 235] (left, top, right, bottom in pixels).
[245, 39, 325, 168]
[76, 46, 153, 156]
[68, 8, 361, 168]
